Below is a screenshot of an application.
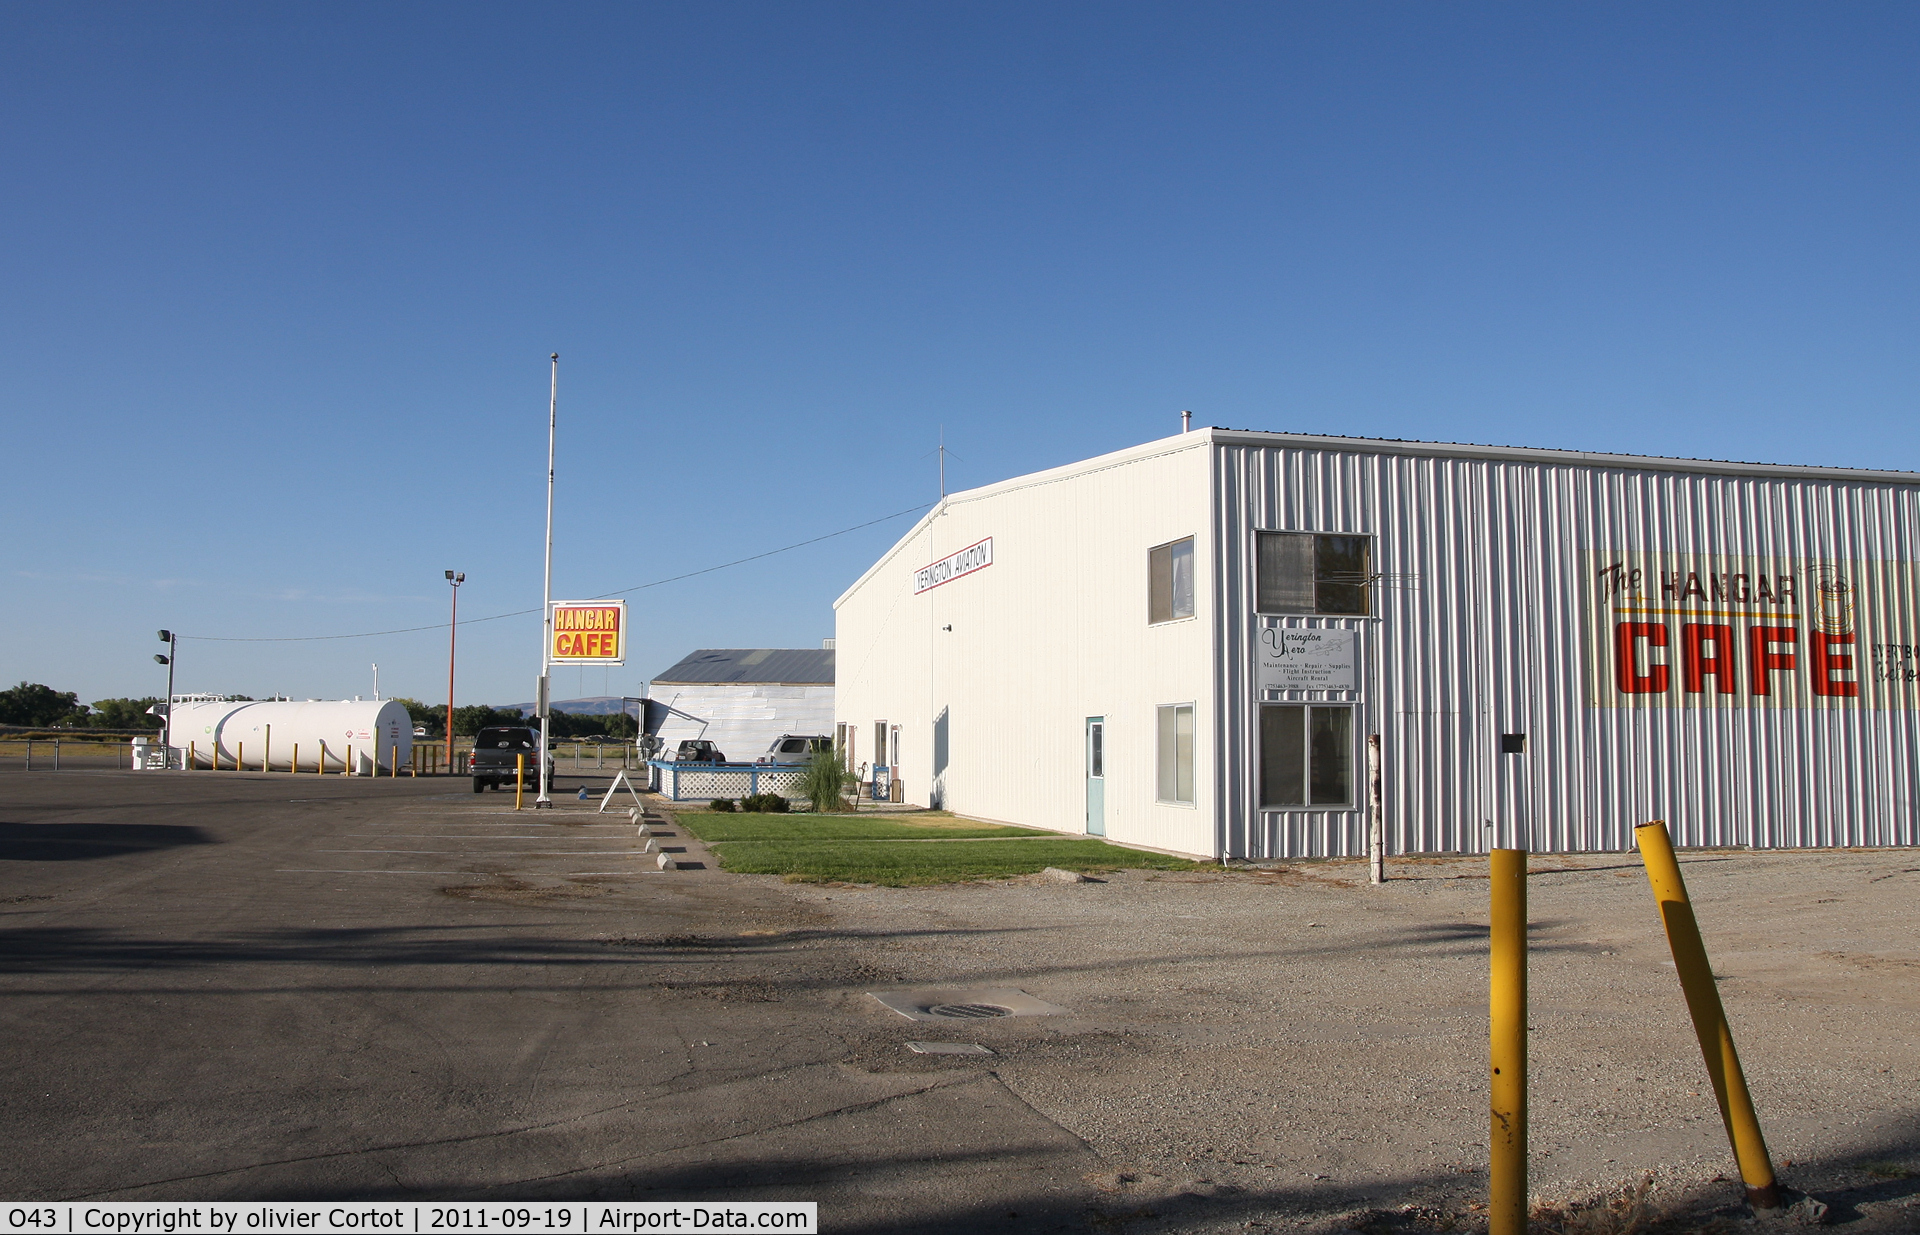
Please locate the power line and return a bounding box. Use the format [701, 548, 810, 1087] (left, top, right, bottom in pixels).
[181, 501, 933, 643]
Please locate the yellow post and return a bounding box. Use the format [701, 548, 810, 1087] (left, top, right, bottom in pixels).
[1489, 847, 1528, 1235]
[293, 743, 299, 773]
[265, 725, 272, 772]
[236, 742, 243, 772]
[1635, 822, 1781, 1209]
[318, 742, 326, 774]
[189, 740, 196, 769]
[515, 754, 525, 811]
[346, 744, 353, 776]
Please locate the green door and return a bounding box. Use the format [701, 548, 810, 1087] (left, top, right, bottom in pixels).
[1085, 717, 1105, 836]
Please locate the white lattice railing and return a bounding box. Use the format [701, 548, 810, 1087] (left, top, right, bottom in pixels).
[648, 762, 810, 803]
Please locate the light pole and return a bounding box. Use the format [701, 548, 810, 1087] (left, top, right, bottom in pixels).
[535, 352, 558, 808]
[155, 628, 177, 767]
[445, 571, 464, 774]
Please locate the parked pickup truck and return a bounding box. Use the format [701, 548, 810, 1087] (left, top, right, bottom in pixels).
[469, 725, 551, 792]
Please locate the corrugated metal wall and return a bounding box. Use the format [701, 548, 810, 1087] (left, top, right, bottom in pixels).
[1214, 441, 1920, 857]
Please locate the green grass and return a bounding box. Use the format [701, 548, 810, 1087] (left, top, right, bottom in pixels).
[708, 836, 1204, 885]
[678, 813, 1049, 842]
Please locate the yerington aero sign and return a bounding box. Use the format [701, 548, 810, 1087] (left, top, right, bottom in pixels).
[1256, 627, 1358, 692]
[549, 600, 626, 664]
[1588, 552, 1920, 708]
[914, 538, 993, 594]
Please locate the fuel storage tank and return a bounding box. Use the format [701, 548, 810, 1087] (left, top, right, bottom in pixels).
[166, 699, 413, 773]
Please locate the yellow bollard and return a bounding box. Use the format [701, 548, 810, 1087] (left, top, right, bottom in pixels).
[265, 725, 272, 772]
[347, 744, 353, 776]
[189, 740, 196, 770]
[293, 743, 299, 774]
[515, 753, 525, 811]
[1488, 848, 1528, 1235]
[1635, 822, 1781, 1209]
[236, 742, 243, 772]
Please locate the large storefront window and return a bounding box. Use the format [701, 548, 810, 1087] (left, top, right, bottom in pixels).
[1259, 704, 1352, 808]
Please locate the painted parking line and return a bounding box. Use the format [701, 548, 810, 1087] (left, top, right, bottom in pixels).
[315, 849, 640, 856]
[276, 869, 470, 875]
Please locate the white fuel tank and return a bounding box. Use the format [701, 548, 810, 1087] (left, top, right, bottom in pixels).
[166, 699, 413, 774]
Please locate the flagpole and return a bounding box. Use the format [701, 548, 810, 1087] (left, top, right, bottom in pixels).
[535, 352, 558, 807]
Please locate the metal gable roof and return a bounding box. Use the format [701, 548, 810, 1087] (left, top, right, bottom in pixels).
[650, 648, 835, 686]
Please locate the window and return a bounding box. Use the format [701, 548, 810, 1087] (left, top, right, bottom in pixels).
[1149, 537, 1196, 624]
[1259, 704, 1352, 808]
[1156, 703, 1194, 804]
[1257, 532, 1371, 615]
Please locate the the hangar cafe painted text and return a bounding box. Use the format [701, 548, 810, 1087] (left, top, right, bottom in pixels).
[1588, 551, 1920, 708]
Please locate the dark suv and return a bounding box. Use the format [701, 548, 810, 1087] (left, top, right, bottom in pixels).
[469, 726, 549, 792]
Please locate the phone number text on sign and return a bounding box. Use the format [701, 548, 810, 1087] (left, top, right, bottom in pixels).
[1, 1206, 816, 1235]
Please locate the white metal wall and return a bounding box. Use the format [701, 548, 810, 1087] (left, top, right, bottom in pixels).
[834, 436, 1218, 857]
[1213, 434, 1920, 857]
[650, 685, 834, 763]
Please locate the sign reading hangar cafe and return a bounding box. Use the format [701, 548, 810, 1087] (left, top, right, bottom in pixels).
[914, 538, 993, 594]
[549, 600, 626, 665]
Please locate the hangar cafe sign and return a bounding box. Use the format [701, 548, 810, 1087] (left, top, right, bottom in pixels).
[1589, 552, 1920, 708]
[548, 600, 626, 665]
[1256, 627, 1358, 692]
[914, 537, 993, 594]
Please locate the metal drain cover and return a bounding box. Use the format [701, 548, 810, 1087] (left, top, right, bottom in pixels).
[867, 987, 1068, 1022]
[926, 1002, 1012, 1019]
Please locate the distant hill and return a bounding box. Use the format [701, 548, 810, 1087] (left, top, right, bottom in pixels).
[496, 696, 637, 716]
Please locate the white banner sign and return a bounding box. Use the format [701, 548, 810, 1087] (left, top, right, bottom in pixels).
[914, 537, 993, 594]
[1256, 627, 1358, 692]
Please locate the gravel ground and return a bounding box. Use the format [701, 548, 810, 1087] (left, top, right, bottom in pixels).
[741, 841, 1920, 1231]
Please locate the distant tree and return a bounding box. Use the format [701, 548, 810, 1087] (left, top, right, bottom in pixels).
[391, 697, 442, 736]
[0, 682, 87, 727]
[87, 698, 164, 730]
[452, 704, 527, 736]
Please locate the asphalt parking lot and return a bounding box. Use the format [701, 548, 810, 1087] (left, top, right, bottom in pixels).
[2, 769, 1917, 1232]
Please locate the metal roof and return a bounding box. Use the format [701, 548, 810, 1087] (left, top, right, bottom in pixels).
[650, 648, 835, 686]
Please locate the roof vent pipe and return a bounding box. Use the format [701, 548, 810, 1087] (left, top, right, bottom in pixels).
[1181, 409, 1191, 433]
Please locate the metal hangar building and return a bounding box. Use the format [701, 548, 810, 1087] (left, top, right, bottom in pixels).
[831, 427, 1920, 860]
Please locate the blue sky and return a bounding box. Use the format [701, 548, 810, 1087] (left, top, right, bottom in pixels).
[5, 2, 1918, 708]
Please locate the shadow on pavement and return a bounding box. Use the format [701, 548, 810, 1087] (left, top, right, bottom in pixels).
[0, 822, 217, 862]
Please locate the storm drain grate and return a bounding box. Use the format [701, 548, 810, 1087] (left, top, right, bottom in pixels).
[926, 1003, 1013, 1020]
[867, 987, 1068, 1022]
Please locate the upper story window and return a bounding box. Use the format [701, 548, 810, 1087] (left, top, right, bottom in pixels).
[1149, 537, 1195, 624]
[1257, 532, 1371, 615]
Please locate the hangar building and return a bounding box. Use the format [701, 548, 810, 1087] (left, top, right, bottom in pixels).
[831, 428, 1920, 859]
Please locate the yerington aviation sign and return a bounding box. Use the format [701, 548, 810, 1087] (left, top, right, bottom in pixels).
[914, 538, 993, 594]
[549, 600, 626, 664]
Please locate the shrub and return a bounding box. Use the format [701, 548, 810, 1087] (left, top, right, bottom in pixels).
[739, 793, 790, 813]
[800, 748, 851, 813]
[709, 798, 736, 812]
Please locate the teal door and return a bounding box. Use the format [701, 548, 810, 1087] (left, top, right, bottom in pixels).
[1085, 717, 1105, 836]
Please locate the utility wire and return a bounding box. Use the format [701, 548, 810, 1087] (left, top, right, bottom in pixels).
[181, 501, 933, 643]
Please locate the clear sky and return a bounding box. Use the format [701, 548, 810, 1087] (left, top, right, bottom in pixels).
[5, 2, 1918, 709]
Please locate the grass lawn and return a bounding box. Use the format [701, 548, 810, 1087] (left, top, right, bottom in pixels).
[676, 812, 1049, 842]
[705, 835, 1205, 885]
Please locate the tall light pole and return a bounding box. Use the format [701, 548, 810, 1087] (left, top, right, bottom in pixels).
[535, 352, 558, 807]
[445, 571, 464, 773]
[155, 628, 177, 767]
